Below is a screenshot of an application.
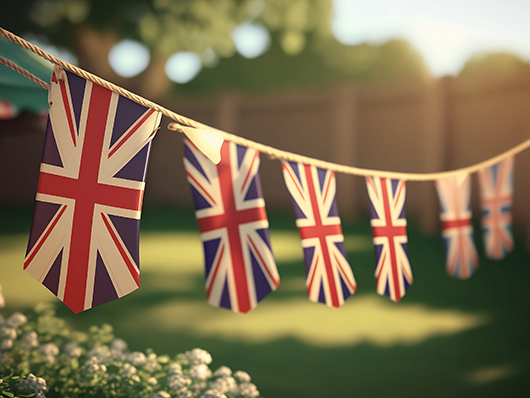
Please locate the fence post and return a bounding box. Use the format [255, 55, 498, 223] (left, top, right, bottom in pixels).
[215, 92, 240, 133]
[332, 83, 360, 221]
[419, 77, 452, 234]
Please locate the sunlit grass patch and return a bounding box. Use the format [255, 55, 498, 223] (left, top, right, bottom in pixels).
[133, 296, 488, 348]
[465, 365, 516, 384]
[0, 234, 54, 306]
[139, 230, 371, 272]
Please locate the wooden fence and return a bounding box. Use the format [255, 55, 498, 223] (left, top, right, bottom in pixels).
[2, 72, 530, 243]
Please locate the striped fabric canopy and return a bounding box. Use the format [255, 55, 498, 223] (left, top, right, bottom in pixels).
[0, 36, 52, 119]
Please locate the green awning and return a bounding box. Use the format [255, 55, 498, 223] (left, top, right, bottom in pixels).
[0, 35, 53, 115]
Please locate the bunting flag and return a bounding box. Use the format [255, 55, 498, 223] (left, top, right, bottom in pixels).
[24, 69, 161, 313]
[184, 138, 280, 313]
[365, 177, 412, 302]
[282, 162, 356, 307]
[0, 99, 18, 119]
[478, 157, 514, 259]
[435, 175, 479, 279]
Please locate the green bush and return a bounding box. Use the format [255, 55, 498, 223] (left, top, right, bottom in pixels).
[0, 286, 261, 398]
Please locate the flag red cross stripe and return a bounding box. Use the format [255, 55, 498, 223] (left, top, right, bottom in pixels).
[441, 218, 471, 230]
[297, 165, 342, 307]
[108, 109, 156, 158]
[371, 178, 407, 301]
[30, 83, 143, 314]
[197, 144, 274, 313]
[57, 74, 78, 147]
[442, 179, 472, 231]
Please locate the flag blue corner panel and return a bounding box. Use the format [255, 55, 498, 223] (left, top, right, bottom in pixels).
[24, 69, 162, 313]
[184, 138, 280, 313]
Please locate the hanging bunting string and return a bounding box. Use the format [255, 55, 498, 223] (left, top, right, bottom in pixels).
[1, 26, 529, 182]
[0, 27, 203, 129]
[0, 54, 49, 90]
[169, 123, 530, 181]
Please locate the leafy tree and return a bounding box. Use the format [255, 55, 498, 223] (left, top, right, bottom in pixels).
[176, 35, 430, 97]
[1, 0, 333, 98]
[458, 52, 530, 81]
[1, 0, 431, 99]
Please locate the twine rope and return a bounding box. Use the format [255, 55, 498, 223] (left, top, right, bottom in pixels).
[0, 54, 49, 90]
[1, 26, 529, 182]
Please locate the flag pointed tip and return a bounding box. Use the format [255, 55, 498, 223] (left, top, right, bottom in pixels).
[182, 126, 224, 164]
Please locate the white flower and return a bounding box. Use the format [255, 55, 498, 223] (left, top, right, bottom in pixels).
[201, 389, 227, 398]
[131, 374, 141, 383]
[213, 366, 232, 377]
[85, 364, 99, 374]
[190, 381, 207, 393]
[121, 363, 137, 378]
[239, 382, 259, 398]
[40, 343, 59, 356]
[167, 374, 191, 393]
[23, 331, 39, 348]
[129, 351, 146, 366]
[144, 353, 159, 372]
[152, 392, 171, 398]
[88, 345, 110, 361]
[168, 363, 183, 375]
[0, 339, 13, 350]
[177, 391, 194, 398]
[85, 356, 99, 367]
[40, 343, 59, 363]
[84, 357, 107, 375]
[0, 327, 17, 340]
[6, 312, 27, 327]
[19, 374, 47, 398]
[209, 377, 237, 395]
[233, 371, 251, 383]
[185, 348, 212, 365]
[148, 377, 158, 386]
[190, 364, 212, 381]
[64, 342, 82, 357]
[110, 338, 127, 352]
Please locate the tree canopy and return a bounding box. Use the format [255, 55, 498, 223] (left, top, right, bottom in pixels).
[2, 0, 332, 57]
[1, 0, 431, 98]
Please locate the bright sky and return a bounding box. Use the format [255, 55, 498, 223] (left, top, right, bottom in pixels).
[332, 0, 530, 76]
[98, 0, 530, 80]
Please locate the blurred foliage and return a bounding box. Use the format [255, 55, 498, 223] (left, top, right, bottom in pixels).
[2, 0, 530, 98]
[175, 35, 430, 96]
[458, 52, 530, 80]
[1, 0, 332, 58]
[0, 0, 432, 97]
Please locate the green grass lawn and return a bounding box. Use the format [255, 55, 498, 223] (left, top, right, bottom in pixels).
[1, 206, 530, 397]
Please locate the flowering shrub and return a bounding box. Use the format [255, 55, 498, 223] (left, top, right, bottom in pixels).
[0, 286, 261, 398]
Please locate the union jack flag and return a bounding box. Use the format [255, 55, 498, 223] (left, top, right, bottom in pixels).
[435, 175, 479, 279]
[24, 69, 161, 313]
[282, 162, 356, 307]
[479, 157, 514, 260]
[184, 138, 279, 313]
[365, 177, 412, 302]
